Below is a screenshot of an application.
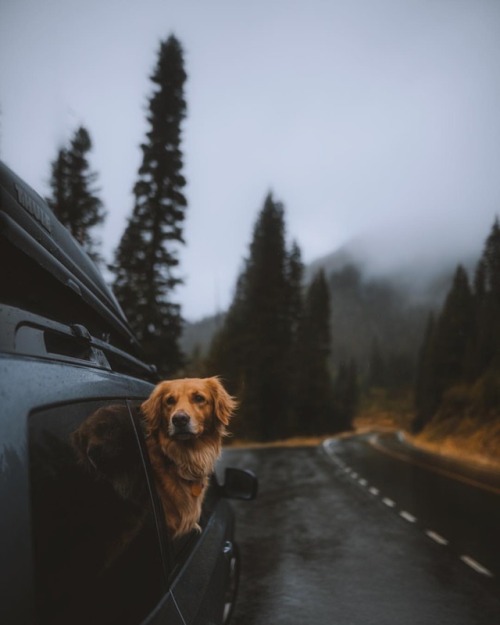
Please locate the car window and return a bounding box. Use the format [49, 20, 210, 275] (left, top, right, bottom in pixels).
[28, 400, 166, 625]
[128, 401, 220, 559]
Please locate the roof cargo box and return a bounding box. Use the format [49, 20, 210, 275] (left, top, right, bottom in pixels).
[0, 160, 139, 352]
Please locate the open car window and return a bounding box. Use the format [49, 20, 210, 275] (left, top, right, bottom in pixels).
[28, 400, 166, 625]
[127, 400, 221, 562]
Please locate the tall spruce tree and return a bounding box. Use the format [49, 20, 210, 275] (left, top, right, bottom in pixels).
[413, 266, 473, 429]
[434, 265, 474, 389]
[294, 269, 336, 435]
[47, 126, 105, 262]
[208, 193, 302, 441]
[111, 35, 187, 375]
[478, 219, 500, 372]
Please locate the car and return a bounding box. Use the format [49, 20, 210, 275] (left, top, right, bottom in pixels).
[0, 160, 258, 625]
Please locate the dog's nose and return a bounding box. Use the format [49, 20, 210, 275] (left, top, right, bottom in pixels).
[172, 412, 190, 428]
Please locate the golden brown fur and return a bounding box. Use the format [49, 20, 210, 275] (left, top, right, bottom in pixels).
[141, 377, 236, 538]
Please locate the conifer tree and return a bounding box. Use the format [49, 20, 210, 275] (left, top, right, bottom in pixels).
[482, 218, 500, 297]
[333, 360, 358, 431]
[295, 269, 336, 435]
[286, 241, 304, 336]
[368, 339, 387, 388]
[479, 219, 500, 372]
[111, 35, 187, 375]
[208, 193, 302, 441]
[413, 266, 473, 429]
[47, 126, 105, 262]
[433, 266, 473, 403]
[413, 313, 437, 431]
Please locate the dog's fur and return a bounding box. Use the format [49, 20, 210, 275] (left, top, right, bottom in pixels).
[141, 377, 236, 538]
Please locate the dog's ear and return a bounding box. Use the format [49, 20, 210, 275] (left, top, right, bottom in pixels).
[207, 377, 237, 426]
[141, 382, 169, 435]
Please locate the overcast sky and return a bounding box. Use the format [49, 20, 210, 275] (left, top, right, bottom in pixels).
[2, 0, 500, 320]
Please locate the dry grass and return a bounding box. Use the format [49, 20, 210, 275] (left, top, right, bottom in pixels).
[355, 388, 414, 432]
[408, 418, 500, 472]
[224, 434, 346, 449]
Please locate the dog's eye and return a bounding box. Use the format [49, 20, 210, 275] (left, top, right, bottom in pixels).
[193, 393, 205, 404]
[165, 396, 176, 406]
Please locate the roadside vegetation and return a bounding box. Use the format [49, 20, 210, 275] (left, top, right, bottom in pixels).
[411, 220, 500, 466]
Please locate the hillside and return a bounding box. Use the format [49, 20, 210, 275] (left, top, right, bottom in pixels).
[180, 246, 469, 379]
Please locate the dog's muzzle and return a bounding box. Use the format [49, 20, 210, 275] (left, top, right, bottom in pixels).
[171, 411, 195, 439]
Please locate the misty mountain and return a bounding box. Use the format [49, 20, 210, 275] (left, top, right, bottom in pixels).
[181, 243, 476, 380]
[181, 312, 225, 361]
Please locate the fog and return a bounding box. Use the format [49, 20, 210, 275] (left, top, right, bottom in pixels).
[1, 0, 500, 319]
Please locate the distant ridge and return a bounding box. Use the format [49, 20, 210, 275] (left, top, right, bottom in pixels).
[181, 240, 479, 371]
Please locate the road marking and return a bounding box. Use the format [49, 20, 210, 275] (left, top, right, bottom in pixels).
[369, 487, 379, 496]
[382, 497, 396, 508]
[460, 555, 493, 578]
[351, 472, 358, 479]
[358, 478, 368, 487]
[400, 510, 417, 523]
[425, 530, 448, 546]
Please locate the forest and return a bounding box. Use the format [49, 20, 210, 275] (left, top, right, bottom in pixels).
[40, 34, 500, 453]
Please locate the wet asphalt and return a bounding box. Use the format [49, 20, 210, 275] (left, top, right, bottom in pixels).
[219, 436, 500, 625]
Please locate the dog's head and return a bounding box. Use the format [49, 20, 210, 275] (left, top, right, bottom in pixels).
[141, 377, 236, 443]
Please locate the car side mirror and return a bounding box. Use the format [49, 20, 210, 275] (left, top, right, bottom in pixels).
[221, 468, 258, 501]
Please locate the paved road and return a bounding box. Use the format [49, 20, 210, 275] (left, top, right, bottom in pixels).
[331, 432, 500, 580]
[219, 437, 500, 625]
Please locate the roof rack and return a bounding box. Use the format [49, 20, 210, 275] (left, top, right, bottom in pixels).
[0, 304, 157, 381]
[0, 160, 139, 352]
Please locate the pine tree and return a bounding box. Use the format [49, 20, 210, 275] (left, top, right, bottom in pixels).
[333, 360, 358, 431]
[295, 269, 336, 435]
[47, 126, 105, 262]
[413, 313, 437, 431]
[111, 35, 187, 375]
[208, 193, 302, 441]
[483, 218, 500, 297]
[436, 266, 473, 384]
[368, 339, 387, 388]
[413, 266, 473, 429]
[479, 219, 500, 372]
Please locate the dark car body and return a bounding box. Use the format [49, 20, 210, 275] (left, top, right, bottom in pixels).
[0, 161, 257, 625]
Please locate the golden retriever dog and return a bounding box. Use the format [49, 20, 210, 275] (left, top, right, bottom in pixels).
[141, 377, 236, 538]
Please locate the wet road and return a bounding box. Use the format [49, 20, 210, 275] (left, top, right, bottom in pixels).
[219, 436, 500, 625]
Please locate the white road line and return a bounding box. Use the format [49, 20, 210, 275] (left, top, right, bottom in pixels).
[460, 555, 494, 578]
[359, 478, 368, 487]
[400, 510, 417, 523]
[369, 487, 379, 496]
[382, 497, 396, 508]
[351, 472, 358, 479]
[425, 530, 448, 546]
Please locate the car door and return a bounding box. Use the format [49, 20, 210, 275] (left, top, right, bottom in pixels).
[28, 397, 185, 625]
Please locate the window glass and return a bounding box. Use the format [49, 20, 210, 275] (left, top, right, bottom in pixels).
[29, 400, 165, 625]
